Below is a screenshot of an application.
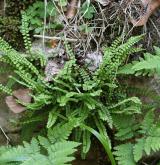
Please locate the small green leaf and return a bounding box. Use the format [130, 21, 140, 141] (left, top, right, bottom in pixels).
[81, 2, 96, 19]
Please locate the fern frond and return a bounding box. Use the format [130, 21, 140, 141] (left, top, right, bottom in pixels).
[133, 138, 145, 162]
[48, 141, 80, 165]
[98, 105, 113, 128]
[0, 136, 80, 165]
[119, 46, 160, 76]
[0, 83, 13, 95]
[48, 119, 78, 143]
[95, 35, 142, 86]
[82, 130, 91, 158]
[47, 109, 58, 128]
[0, 138, 40, 163]
[21, 12, 32, 52]
[140, 110, 154, 134]
[114, 143, 136, 165]
[113, 114, 138, 141]
[132, 53, 160, 76]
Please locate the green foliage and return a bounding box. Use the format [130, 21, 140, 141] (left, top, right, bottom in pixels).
[118, 46, 160, 76]
[0, 83, 13, 95]
[25, 1, 62, 34]
[55, 0, 68, 6]
[0, 31, 144, 164]
[0, 16, 21, 49]
[81, 2, 96, 19]
[0, 128, 80, 165]
[95, 35, 143, 88]
[2, 1, 160, 165]
[114, 110, 160, 165]
[21, 12, 32, 52]
[114, 143, 135, 165]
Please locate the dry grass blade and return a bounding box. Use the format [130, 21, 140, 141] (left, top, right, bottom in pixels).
[66, 0, 79, 19]
[95, 0, 110, 6]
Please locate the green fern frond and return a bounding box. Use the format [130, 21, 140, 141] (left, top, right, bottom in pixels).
[48, 141, 80, 165]
[0, 83, 13, 95]
[0, 138, 40, 163]
[82, 130, 91, 158]
[132, 53, 160, 76]
[95, 35, 143, 86]
[0, 133, 80, 165]
[114, 143, 136, 165]
[21, 11, 32, 52]
[48, 119, 78, 143]
[98, 105, 113, 128]
[47, 109, 58, 128]
[94, 116, 111, 147]
[133, 138, 145, 162]
[113, 114, 138, 141]
[118, 46, 160, 76]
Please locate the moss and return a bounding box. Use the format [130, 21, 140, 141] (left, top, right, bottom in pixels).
[0, 16, 23, 50]
[0, 0, 37, 50]
[6, 0, 37, 16]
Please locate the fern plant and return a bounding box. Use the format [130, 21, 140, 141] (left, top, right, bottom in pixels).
[0, 33, 144, 164]
[0, 121, 80, 165]
[0, 11, 149, 164]
[114, 110, 160, 165]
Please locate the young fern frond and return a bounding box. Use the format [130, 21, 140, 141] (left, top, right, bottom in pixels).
[113, 114, 138, 141]
[94, 35, 143, 86]
[0, 39, 40, 76]
[21, 11, 32, 52]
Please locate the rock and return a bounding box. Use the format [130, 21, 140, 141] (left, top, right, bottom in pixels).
[0, 95, 20, 145]
[85, 51, 103, 71]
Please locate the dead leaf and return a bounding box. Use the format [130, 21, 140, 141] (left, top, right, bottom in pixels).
[5, 89, 31, 114]
[131, 0, 160, 26]
[94, 0, 110, 6]
[66, 0, 79, 19]
[50, 39, 58, 48]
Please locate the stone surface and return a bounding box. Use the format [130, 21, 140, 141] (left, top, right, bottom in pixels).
[0, 73, 20, 145]
[0, 95, 20, 145]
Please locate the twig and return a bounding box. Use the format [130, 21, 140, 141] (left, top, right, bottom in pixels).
[34, 35, 78, 42]
[3, 0, 6, 16]
[43, 0, 47, 52]
[0, 125, 10, 145]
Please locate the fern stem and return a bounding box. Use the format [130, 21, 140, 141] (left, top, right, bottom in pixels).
[81, 124, 116, 165]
